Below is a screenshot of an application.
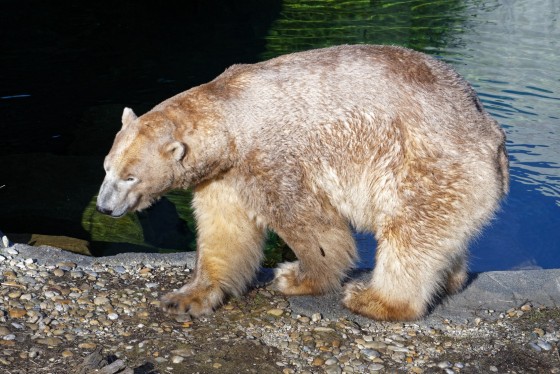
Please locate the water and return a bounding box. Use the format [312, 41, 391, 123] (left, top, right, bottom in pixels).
[1, 0, 559, 271]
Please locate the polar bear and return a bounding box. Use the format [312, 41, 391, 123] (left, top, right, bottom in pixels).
[96, 45, 508, 321]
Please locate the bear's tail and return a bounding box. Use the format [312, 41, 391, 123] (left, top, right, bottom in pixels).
[497, 142, 510, 196]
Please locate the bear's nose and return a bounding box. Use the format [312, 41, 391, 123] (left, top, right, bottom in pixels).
[96, 205, 113, 215]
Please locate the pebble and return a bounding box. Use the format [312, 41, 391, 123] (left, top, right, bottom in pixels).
[113, 266, 126, 274]
[171, 356, 184, 364]
[94, 296, 110, 305]
[70, 271, 84, 278]
[437, 361, 452, 369]
[53, 269, 65, 277]
[267, 308, 284, 317]
[37, 337, 63, 346]
[108, 313, 119, 320]
[6, 248, 18, 255]
[362, 349, 381, 359]
[369, 363, 384, 371]
[536, 339, 552, 351]
[311, 357, 324, 366]
[311, 313, 322, 322]
[521, 304, 532, 311]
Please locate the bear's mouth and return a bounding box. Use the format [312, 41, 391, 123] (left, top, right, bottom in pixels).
[109, 211, 127, 218]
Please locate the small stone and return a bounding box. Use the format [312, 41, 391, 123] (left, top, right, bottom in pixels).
[70, 271, 84, 278]
[37, 337, 63, 346]
[521, 304, 532, 311]
[139, 267, 152, 274]
[369, 363, 384, 371]
[325, 358, 338, 365]
[311, 357, 324, 366]
[78, 342, 97, 349]
[113, 266, 126, 274]
[0, 327, 10, 336]
[6, 248, 18, 255]
[311, 313, 322, 322]
[8, 308, 26, 318]
[8, 291, 22, 299]
[437, 361, 452, 369]
[212, 363, 222, 368]
[62, 350, 73, 358]
[172, 356, 184, 364]
[534, 328, 545, 337]
[94, 296, 110, 305]
[364, 341, 387, 350]
[314, 327, 334, 332]
[489, 366, 498, 372]
[3, 334, 16, 341]
[536, 340, 552, 351]
[388, 345, 408, 353]
[171, 348, 195, 357]
[362, 349, 380, 359]
[108, 313, 119, 320]
[53, 269, 65, 277]
[56, 262, 77, 269]
[174, 315, 191, 323]
[267, 308, 284, 317]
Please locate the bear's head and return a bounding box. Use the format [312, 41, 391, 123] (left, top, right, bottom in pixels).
[96, 107, 189, 217]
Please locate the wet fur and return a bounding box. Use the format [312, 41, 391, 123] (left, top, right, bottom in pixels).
[99, 45, 508, 321]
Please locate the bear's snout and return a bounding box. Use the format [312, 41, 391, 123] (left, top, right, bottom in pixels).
[96, 205, 113, 216]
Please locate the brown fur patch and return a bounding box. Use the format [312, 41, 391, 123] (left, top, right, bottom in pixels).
[379, 46, 437, 85]
[343, 283, 424, 321]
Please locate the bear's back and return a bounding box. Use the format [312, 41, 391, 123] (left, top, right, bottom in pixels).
[218, 45, 501, 155]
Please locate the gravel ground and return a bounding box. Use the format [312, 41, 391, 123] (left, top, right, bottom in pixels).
[0, 245, 559, 374]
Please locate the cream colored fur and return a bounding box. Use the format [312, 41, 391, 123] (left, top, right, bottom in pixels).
[97, 45, 508, 321]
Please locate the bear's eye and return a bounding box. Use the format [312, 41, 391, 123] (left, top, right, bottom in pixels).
[125, 176, 137, 183]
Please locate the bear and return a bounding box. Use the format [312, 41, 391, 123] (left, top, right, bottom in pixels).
[96, 44, 509, 321]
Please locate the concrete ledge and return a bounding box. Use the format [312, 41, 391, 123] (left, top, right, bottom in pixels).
[4, 243, 560, 326]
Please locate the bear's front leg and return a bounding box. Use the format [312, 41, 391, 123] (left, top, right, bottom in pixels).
[161, 180, 265, 317]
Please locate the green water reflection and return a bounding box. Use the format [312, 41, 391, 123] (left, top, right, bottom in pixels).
[262, 0, 466, 59]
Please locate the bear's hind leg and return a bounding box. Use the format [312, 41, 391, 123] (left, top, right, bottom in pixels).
[445, 255, 468, 295]
[272, 213, 357, 296]
[161, 180, 266, 317]
[343, 233, 465, 321]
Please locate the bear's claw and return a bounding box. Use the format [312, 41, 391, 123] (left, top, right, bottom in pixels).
[160, 286, 222, 318]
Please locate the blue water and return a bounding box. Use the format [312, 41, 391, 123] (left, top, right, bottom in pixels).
[0, 0, 558, 272]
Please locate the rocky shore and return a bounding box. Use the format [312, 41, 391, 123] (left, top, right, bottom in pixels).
[0, 243, 559, 373]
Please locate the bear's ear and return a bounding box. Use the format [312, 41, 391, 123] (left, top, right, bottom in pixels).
[121, 107, 138, 129]
[165, 141, 186, 161]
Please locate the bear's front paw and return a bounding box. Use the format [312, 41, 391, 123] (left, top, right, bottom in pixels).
[161, 285, 223, 318]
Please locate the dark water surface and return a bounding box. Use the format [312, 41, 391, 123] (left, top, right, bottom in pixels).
[1, 0, 559, 271]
